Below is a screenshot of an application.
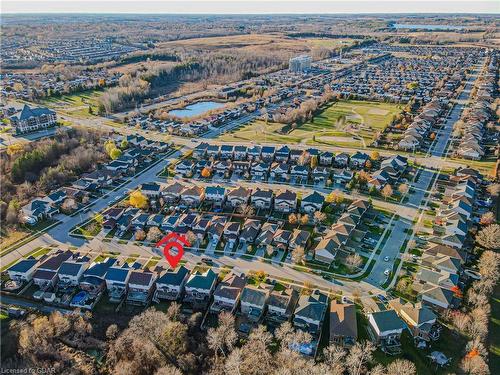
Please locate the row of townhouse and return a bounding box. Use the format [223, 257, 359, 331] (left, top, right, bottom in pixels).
[139, 181, 327, 214]
[314, 199, 371, 264]
[398, 99, 445, 150]
[410, 170, 483, 311]
[103, 200, 313, 252]
[6, 252, 328, 336]
[455, 53, 497, 160]
[192, 142, 371, 168]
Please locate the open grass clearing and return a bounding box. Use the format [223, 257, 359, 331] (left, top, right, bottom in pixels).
[219, 100, 402, 148]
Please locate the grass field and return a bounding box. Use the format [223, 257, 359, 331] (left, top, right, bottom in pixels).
[219, 100, 402, 148]
[41, 89, 103, 119]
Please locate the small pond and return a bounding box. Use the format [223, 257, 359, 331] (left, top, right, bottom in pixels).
[169, 101, 226, 118]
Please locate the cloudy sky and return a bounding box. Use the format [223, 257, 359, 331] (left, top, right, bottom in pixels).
[3, 1, 499, 14]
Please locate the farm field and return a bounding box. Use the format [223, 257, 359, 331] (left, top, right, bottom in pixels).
[219, 100, 402, 148]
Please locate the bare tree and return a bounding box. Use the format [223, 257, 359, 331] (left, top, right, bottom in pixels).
[381, 185, 393, 201]
[346, 341, 375, 375]
[479, 212, 495, 226]
[313, 211, 327, 224]
[207, 312, 237, 359]
[386, 359, 416, 375]
[322, 344, 346, 375]
[292, 246, 306, 265]
[476, 224, 500, 250]
[106, 324, 119, 340]
[345, 254, 363, 272]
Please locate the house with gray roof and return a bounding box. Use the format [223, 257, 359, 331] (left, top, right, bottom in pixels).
[293, 290, 328, 334]
[300, 191, 325, 214]
[7, 259, 39, 283]
[126, 270, 156, 305]
[105, 267, 131, 302]
[154, 266, 190, 301]
[10, 104, 57, 134]
[367, 309, 406, 352]
[57, 261, 88, 287]
[266, 287, 299, 323]
[240, 283, 273, 322]
[389, 299, 440, 342]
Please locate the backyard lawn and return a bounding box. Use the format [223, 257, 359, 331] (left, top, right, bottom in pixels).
[219, 100, 402, 148]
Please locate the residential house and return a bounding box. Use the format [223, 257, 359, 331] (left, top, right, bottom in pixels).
[319, 151, 334, 166]
[274, 190, 297, 213]
[104, 267, 131, 302]
[261, 146, 276, 161]
[421, 286, 458, 311]
[127, 270, 156, 305]
[184, 269, 218, 308]
[210, 272, 247, 313]
[389, 299, 440, 342]
[163, 182, 185, 204]
[270, 162, 290, 181]
[350, 151, 369, 168]
[240, 283, 273, 322]
[291, 165, 309, 183]
[181, 186, 205, 207]
[57, 261, 88, 288]
[250, 162, 270, 180]
[175, 160, 194, 176]
[367, 310, 406, 353]
[154, 266, 190, 301]
[226, 186, 251, 207]
[330, 301, 358, 348]
[251, 189, 273, 209]
[293, 290, 328, 334]
[205, 186, 226, 206]
[239, 219, 262, 245]
[301, 191, 325, 214]
[7, 259, 39, 283]
[335, 152, 350, 167]
[266, 287, 299, 323]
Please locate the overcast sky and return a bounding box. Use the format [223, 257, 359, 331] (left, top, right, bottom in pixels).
[3, 1, 499, 14]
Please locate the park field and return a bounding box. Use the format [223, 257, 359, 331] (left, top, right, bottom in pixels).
[40, 89, 103, 119]
[219, 100, 402, 148]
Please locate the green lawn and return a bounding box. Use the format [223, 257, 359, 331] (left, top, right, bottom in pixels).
[41, 89, 103, 119]
[219, 100, 402, 148]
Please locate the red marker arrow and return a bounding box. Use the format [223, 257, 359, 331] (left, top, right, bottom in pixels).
[156, 232, 190, 268]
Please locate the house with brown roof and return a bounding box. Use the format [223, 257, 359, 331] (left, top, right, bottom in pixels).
[330, 301, 358, 348]
[210, 272, 247, 313]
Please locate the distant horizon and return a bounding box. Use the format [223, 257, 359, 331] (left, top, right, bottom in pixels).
[3, 1, 500, 15]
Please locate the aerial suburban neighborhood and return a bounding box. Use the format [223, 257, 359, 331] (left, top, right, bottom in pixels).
[0, 3, 499, 375]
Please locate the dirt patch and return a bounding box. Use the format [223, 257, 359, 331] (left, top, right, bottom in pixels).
[317, 136, 360, 143]
[367, 108, 389, 115]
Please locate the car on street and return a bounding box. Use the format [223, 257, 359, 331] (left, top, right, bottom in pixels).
[383, 256, 390, 261]
[384, 269, 390, 276]
[376, 294, 388, 304]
